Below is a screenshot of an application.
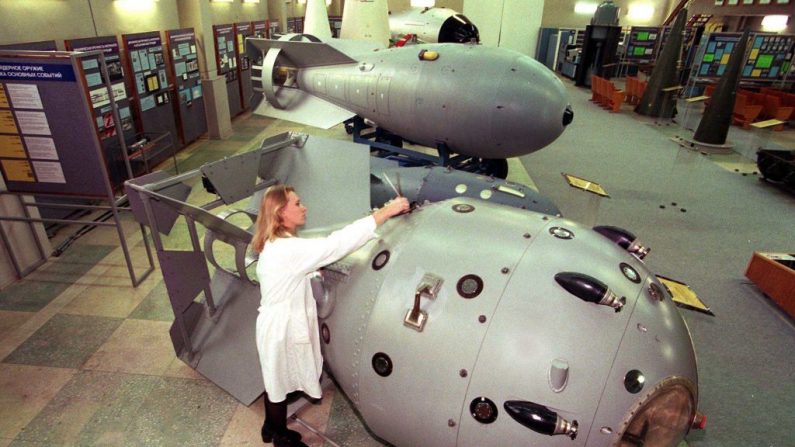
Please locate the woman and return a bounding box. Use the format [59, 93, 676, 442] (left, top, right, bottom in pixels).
[252, 185, 409, 446]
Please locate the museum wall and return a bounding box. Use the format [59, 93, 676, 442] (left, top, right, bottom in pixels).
[464, 0, 545, 56]
[541, 0, 677, 29]
[0, 0, 268, 47]
[208, 1, 270, 24]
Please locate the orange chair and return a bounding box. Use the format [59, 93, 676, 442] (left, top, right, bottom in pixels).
[625, 77, 636, 104]
[732, 94, 763, 128]
[590, 75, 600, 103]
[762, 95, 794, 130]
[703, 84, 715, 107]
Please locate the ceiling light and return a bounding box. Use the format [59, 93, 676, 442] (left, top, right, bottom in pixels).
[761, 15, 789, 32]
[113, 0, 158, 12]
[574, 2, 598, 15]
[244, 0, 260, 3]
[411, 0, 436, 7]
[628, 4, 655, 21]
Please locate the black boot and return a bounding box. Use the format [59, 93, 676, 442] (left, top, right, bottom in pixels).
[262, 391, 303, 444]
[261, 421, 302, 443]
[272, 431, 309, 447]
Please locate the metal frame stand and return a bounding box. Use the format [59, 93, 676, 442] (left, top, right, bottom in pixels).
[0, 191, 155, 287]
[343, 116, 509, 178]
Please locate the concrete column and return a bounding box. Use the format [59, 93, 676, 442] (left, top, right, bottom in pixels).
[268, 0, 288, 33]
[463, 0, 545, 58]
[177, 0, 232, 139]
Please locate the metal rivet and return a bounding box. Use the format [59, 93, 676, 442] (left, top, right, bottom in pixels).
[452, 203, 475, 213]
[549, 226, 574, 239]
[523, 233, 531, 239]
[501, 267, 509, 274]
[459, 369, 468, 378]
[478, 315, 487, 323]
[448, 419, 456, 427]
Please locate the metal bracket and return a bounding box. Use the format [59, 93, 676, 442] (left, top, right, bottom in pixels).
[404, 273, 444, 332]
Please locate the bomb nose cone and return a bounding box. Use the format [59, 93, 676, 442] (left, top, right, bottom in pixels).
[563, 106, 574, 126]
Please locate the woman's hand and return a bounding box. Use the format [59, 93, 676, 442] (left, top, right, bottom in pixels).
[373, 197, 410, 226]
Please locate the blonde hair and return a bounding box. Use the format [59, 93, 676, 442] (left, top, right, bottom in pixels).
[252, 185, 295, 252]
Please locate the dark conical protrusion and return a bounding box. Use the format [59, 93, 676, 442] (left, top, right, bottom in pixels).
[504, 400, 579, 440]
[634, 8, 687, 118]
[693, 31, 750, 145]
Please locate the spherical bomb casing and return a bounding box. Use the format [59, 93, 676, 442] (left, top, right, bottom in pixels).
[319, 198, 698, 447]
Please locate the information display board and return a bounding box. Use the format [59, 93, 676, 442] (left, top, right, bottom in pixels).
[253, 20, 268, 38]
[287, 18, 304, 34]
[625, 26, 661, 61]
[742, 34, 794, 79]
[65, 36, 136, 186]
[696, 33, 794, 80]
[166, 28, 206, 146]
[697, 33, 740, 78]
[0, 52, 117, 196]
[236, 22, 254, 111]
[213, 24, 243, 117]
[122, 31, 179, 163]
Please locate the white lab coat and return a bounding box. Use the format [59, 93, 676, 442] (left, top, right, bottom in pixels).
[255, 215, 377, 402]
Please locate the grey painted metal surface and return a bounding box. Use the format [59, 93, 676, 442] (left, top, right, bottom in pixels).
[320, 198, 698, 446]
[126, 133, 698, 444]
[248, 39, 573, 160]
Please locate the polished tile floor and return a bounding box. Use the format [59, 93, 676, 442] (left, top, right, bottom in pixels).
[1, 79, 793, 446]
[0, 115, 376, 447]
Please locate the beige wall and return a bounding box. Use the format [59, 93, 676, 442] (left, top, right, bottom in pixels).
[0, 0, 94, 46]
[91, 0, 180, 37]
[541, 0, 674, 29]
[0, 0, 269, 47]
[0, 0, 181, 46]
[285, 1, 308, 18]
[209, 1, 269, 24]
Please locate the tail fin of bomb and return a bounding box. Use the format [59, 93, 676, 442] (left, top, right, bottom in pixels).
[247, 37, 359, 68]
[248, 37, 368, 128]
